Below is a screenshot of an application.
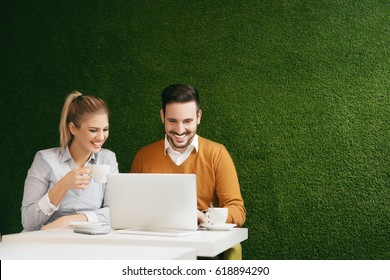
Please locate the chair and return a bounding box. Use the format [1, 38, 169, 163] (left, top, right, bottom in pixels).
[197, 243, 242, 260]
[223, 243, 242, 260]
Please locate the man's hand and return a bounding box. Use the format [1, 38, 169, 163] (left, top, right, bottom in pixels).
[197, 210, 208, 224]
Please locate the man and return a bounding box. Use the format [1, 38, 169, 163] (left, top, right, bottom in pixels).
[130, 84, 246, 228]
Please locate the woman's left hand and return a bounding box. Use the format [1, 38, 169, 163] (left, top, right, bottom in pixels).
[40, 214, 87, 230]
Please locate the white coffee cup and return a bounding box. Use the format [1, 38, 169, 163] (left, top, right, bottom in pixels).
[206, 207, 228, 225]
[90, 164, 110, 183]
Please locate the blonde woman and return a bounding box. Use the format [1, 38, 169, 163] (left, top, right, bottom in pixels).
[21, 91, 118, 231]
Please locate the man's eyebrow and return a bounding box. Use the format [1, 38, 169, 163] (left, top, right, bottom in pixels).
[167, 118, 194, 121]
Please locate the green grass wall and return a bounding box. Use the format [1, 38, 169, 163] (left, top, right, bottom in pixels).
[1, 0, 389, 259]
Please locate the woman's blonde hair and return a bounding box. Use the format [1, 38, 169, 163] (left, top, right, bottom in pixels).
[59, 91, 109, 148]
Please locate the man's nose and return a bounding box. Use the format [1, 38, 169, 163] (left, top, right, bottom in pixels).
[175, 122, 185, 134]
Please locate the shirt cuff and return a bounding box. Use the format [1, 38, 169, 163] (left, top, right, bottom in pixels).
[38, 193, 59, 215]
[79, 211, 98, 222]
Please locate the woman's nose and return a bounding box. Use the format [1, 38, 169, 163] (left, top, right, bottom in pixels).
[97, 130, 105, 140]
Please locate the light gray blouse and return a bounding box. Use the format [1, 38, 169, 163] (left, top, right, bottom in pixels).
[21, 146, 119, 231]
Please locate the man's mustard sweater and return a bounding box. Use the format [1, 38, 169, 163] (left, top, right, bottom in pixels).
[130, 136, 246, 226]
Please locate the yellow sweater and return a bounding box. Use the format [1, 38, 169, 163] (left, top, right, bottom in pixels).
[130, 136, 246, 226]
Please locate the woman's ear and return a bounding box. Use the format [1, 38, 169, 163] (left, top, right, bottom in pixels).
[69, 122, 78, 136]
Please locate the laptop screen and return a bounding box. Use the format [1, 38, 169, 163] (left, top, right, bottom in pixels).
[108, 173, 198, 231]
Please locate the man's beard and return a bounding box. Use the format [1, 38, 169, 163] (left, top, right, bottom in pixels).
[167, 130, 196, 152]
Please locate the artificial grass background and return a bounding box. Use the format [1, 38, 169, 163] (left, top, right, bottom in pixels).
[1, 0, 389, 259]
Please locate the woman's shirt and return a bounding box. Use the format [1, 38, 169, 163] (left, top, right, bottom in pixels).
[21, 146, 119, 231]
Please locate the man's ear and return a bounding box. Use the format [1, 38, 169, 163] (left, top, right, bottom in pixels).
[160, 109, 165, 124]
[197, 109, 202, 125]
[69, 122, 78, 136]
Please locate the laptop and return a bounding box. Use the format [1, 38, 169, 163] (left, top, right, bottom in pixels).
[107, 173, 199, 236]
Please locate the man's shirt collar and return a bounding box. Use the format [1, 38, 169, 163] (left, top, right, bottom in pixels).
[164, 134, 199, 155]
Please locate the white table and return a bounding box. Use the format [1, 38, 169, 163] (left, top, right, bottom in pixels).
[2, 227, 248, 257]
[0, 242, 196, 260]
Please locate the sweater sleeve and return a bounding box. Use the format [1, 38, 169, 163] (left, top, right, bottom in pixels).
[214, 146, 246, 227]
[130, 149, 143, 173]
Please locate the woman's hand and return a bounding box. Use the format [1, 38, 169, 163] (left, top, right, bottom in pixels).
[58, 167, 92, 191]
[40, 214, 87, 230]
[48, 167, 91, 207]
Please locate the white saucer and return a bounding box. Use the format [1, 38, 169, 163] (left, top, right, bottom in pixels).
[69, 222, 109, 230]
[200, 223, 236, 231]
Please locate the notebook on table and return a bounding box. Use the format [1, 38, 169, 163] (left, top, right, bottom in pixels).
[107, 173, 199, 237]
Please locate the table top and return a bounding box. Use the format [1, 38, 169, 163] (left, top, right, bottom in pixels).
[2, 227, 248, 257]
[0, 242, 196, 260]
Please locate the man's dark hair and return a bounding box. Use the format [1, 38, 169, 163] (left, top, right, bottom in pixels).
[161, 84, 200, 113]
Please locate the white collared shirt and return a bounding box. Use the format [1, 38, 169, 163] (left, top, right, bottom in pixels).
[164, 134, 199, 166]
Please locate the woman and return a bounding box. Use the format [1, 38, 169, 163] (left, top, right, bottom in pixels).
[21, 91, 119, 231]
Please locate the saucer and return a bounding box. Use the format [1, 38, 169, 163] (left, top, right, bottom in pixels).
[69, 222, 109, 230]
[200, 223, 236, 231]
